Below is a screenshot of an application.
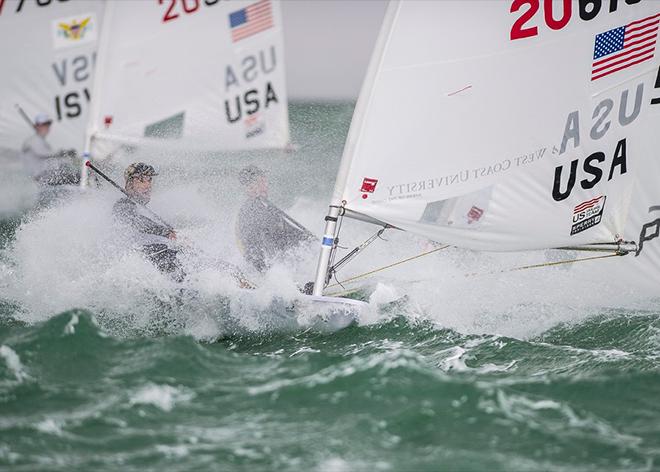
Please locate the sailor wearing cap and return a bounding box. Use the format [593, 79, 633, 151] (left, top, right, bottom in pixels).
[113, 162, 185, 282]
[21, 113, 54, 180]
[21, 112, 78, 185]
[236, 165, 315, 272]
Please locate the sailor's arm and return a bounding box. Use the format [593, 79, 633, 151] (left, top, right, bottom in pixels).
[22, 135, 52, 160]
[132, 214, 174, 238]
[114, 200, 174, 238]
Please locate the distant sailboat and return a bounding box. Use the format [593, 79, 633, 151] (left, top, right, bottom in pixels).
[83, 0, 290, 170]
[311, 0, 660, 301]
[0, 0, 104, 152]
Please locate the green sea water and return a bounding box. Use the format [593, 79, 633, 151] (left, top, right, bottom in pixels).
[0, 103, 659, 471]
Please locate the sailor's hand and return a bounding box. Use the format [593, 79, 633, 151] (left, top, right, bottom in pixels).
[238, 277, 256, 290]
[167, 230, 177, 240]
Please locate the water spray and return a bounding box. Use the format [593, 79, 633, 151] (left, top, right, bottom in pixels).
[84, 160, 174, 230]
[84, 160, 255, 289]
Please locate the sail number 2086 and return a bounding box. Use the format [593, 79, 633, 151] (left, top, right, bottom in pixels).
[510, 0, 643, 40]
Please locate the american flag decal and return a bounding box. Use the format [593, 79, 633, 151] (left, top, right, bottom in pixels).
[467, 206, 484, 224]
[229, 0, 273, 43]
[571, 195, 606, 235]
[591, 13, 660, 81]
[573, 196, 603, 214]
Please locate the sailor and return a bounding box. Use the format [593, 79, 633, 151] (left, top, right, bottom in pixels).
[21, 113, 79, 185]
[237, 165, 315, 272]
[113, 162, 185, 282]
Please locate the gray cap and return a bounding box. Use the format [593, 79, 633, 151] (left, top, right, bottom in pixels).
[238, 165, 265, 186]
[124, 162, 158, 182]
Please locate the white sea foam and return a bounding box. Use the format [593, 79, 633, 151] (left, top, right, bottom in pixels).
[316, 457, 391, 472]
[0, 345, 28, 382]
[155, 444, 189, 458]
[63, 313, 79, 335]
[437, 346, 468, 372]
[479, 389, 643, 448]
[289, 347, 321, 357]
[316, 458, 353, 472]
[129, 384, 195, 412]
[34, 418, 63, 436]
[0, 445, 20, 464]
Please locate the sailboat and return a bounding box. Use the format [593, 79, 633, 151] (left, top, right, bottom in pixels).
[310, 0, 660, 305]
[0, 0, 104, 153]
[83, 0, 289, 170]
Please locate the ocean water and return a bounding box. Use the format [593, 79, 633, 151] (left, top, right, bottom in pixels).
[0, 103, 658, 471]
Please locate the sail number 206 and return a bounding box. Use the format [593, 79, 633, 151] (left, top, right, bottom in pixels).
[159, 0, 224, 23]
[510, 0, 643, 40]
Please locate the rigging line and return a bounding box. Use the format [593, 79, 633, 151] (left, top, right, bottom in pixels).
[325, 250, 623, 297]
[329, 227, 386, 276]
[464, 252, 621, 277]
[326, 244, 451, 290]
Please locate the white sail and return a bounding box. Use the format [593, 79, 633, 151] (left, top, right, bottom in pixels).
[0, 0, 104, 151]
[332, 0, 659, 251]
[314, 0, 660, 294]
[86, 0, 289, 158]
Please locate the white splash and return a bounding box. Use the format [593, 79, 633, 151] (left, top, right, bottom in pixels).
[129, 384, 195, 412]
[34, 418, 63, 436]
[0, 345, 28, 382]
[155, 444, 189, 458]
[63, 313, 79, 335]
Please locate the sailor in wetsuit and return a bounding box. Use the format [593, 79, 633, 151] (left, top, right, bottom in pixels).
[113, 162, 185, 282]
[236, 165, 315, 272]
[21, 113, 79, 185]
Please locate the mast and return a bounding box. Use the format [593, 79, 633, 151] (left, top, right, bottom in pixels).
[80, 0, 115, 188]
[312, 1, 401, 296]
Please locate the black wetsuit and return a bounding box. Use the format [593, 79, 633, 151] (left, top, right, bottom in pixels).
[113, 197, 185, 282]
[237, 197, 313, 272]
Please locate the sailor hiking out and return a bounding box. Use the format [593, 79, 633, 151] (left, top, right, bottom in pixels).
[237, 165, 315, 272]
[21, 112, 79, 185]
[113, 163, 186, 282]
[111, 162, 254, 288]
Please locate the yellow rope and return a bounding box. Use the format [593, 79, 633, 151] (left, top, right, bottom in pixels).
[325, 247, 622, 297]
[326, 245, 450, 290]
[464, 252, 621, 277]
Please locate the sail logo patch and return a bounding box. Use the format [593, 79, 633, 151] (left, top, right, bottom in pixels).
[360, 178, 378, 199]
[244, 114, 265, 139]
[467, 206, 484, 224]
[52, 13, 97, 49]
[571, 195, 606, 235]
